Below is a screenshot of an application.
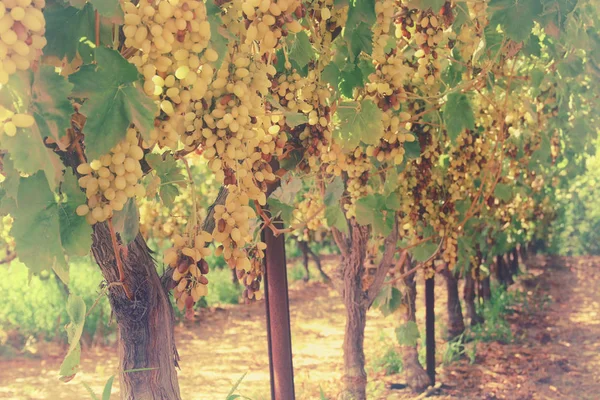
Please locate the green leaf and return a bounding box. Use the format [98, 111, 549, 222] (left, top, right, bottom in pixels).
[226, 372, 248, 399]
[345, 0, 376, 41]
[396, 321, 420, 346]
[70, 47, 156, 160]
[60, 294, 86, 381]
[0, 72, 64, 192]
[410, 240, 438, 262]
[32, 66, 74, 146]
[325, 206, 348, 234]
[206, 0, 231, 70]
[270, 177, 302, 205]
[444, 93, 475, 142]
[322, 63, 340, 90]
[59, 170, 93, 258]
[338, 64, 364, 98]
[102, 376, 115, 400]
[489, 0, 543, 42]
[334, 100, 383, 149]
[90, 0, 123, 19]
[324, 177, 344, 207]
[8, 172, 67, 276]
[494, 183, 513, 201]
[112, 199, 140, 245]
[348, 23, 373, 58]
[146, 152, 186, 207]
[404, 140, 421, 159]
[373, 285, 403, 317]
[355, 194, 394, 236]
[287, 32, 316, 68]
[268, 199, 295, 226]
[453, 2, 471, 28]
[443, 61, 464, 87]
[419, 0, 446, 11]
[1, 157, 20, 201]
[82, 382, 99, 400]
[44, 3, 95, 62]
[284, 112, 309, 128]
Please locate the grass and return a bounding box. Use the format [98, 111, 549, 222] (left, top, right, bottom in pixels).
[0, 256, 243, 347]
[369, 332, 403, 376]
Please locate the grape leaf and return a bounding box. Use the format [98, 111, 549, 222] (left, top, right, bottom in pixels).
[112, 199, 140, 245]
[89, 0, 123, 19]
[355, 194, 395, 236]
[44, 3, 96, 62]
[284, 112, 309, 128]
[59, 171, 93, 257]
[9, 172, 67, 276]
[206, 0, 231, 70]
[0, 71, 64, 191]
[396, 321, 420, 346]
[267, 199, 295, 226]
[325, 206, 348, 234]
[287, 32, 316, 68]
[322, 64, 340, 89]
[324, 177, 344, 207]
[489, 0, 543, 43]
[494, 183, 513, 201]
[334, 100, 383, 149]
[373, 285, 403, 317]
[338, 64, 365, 98]
[59, 294, 86, 381]
[348, 22, 373, 58]
[345, 0, 376, 40]
[70, 47, 156, 160]
[1, 158, 20, 201]
[444, 93, 475, 142]
[410, 240, 439, 262]
[145, 152, 186, 207]
[32, 66, 74, 148]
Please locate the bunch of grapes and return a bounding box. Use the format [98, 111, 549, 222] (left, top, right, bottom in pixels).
[163, 231, 212, 315]
[76, 129, 146, 224]
[292, 192, 327, 239]
[0, 0, 46, 84]
[0, 105, 34, 136]
[121, 0, 213, 149]
[239, 0, 304, 54]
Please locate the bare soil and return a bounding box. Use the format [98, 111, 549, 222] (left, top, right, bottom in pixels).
[0, 255, 598, 400]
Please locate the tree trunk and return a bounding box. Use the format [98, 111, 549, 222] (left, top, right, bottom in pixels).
[91, 223, 181, 400]
[400, 256, 431, 393]
[480, 275, 491, 302]
[306, 244, 330, 283]
[298, 240, 311, 282]
[463, 273, 483, 326]
[332, 219, 397, 400]
[439, 268, 465, 340]
[509, 248, 520, 277]
[337, 223, 370, 400]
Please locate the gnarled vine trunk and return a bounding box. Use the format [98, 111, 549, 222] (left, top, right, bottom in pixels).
[91, 223, 181, 400]
[439, 267, 465, 340]
[332, 219, 397, 400]
[464, 272, 483, 326]
[399, 256, 431, 392]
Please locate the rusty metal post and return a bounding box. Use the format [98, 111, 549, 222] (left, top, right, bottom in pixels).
[262, 219, 295, 400]
[425, 276, 435, 385]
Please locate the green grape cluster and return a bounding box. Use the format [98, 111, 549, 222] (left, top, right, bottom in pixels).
[0, 0, 47, 84]
[0, 105, 34, 136]
[76, 129, 146, 224]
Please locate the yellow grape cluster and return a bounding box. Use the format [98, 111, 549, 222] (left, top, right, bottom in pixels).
[0, 0, 46, 84]
[240, 0, 304, 54]
[236, 243, 266, 301]
[306, 0, 346, 69]
[164, 231, 212, 314]
[270, 70, 332, 172]
[197, 46, 283, 204]
[413, 11, 445, 86]
[75, 129, 146, 224]
[292, 192, 326, 240]
[121, 0, 212, 149]
[0, 105, 34, 136]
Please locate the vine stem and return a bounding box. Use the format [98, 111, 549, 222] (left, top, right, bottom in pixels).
[107, 218, 132, 300]
[180, 157, 198, 240]
[94, 11, 100, 47]
[385, 236, 445, 287]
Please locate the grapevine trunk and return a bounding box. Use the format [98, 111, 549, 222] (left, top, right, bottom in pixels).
[91, 223, 181, 400]
[440, 268, 465, 340]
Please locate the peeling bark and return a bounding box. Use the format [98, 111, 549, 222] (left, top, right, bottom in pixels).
[91, 223, 180, 400]
[400, 256, 431, 393]
[464, 273, 483, 326]
[439, 268, 465, 340]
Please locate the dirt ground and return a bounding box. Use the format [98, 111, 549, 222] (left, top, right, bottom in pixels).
[0, 255, 598, 400]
